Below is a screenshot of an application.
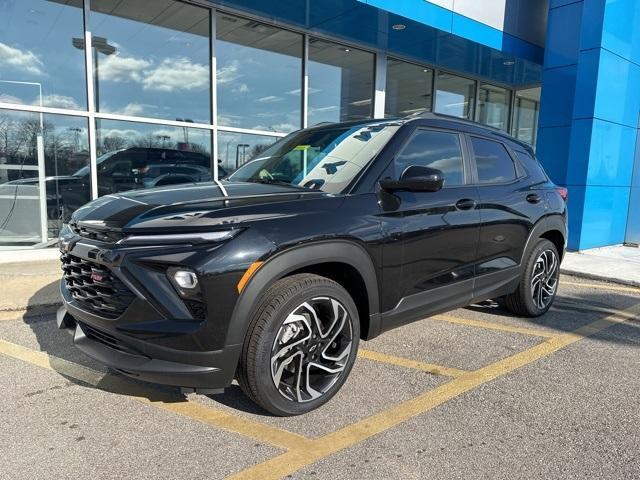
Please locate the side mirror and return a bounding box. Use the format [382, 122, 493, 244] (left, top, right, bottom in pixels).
[380, 165, 444, 192]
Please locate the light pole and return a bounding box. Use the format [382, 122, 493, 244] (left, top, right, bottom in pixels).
[72, 36, 116, 113]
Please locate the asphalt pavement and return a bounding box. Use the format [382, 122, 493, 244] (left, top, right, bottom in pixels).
[0, 275, 638, 479]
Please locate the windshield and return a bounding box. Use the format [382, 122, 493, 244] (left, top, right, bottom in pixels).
[72, 151, 119, 177]
[228, 123, 400, 194]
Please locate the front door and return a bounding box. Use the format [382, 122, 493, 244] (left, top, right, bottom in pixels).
[379, 128, 480, 329]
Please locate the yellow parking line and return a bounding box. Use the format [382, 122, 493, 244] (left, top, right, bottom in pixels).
[227, 302, 640, 480]
[562, 280, 640, 294]
[432, 314, 556, 338]
[358, 349, 467, 377]
[0, 339, 310, 451]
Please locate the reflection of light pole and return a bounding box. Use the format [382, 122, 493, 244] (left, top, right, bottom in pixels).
[225, 141, 231, 168]
[68, 127, 81, 152]
[235, 143, 249, 169]
[175, 118, 193, 146]
[72, 36, 116, 112]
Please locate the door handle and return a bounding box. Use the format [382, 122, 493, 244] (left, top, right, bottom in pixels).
[455, 198, 476, 210]
[526, 194, 542, 204]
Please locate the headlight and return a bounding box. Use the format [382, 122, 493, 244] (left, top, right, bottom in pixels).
[118, 230, 238, 246]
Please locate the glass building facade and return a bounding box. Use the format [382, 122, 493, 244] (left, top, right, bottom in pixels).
[0, 0, 542, 249]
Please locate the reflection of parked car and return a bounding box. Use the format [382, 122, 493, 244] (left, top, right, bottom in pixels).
[2, 147, 223, 224]
[86, 147, 220, 195]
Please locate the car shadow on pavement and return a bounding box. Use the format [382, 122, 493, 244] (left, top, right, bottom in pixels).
[23, 278, 640, 409]
[22, 280, 189, 404]
[23, 280, 276, 413]
[465, 293, 640, 347]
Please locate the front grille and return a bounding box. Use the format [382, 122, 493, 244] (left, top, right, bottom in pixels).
[61, 253, 135, 319]
[79, 322, 143, 356]
[70, 222, 125, 243]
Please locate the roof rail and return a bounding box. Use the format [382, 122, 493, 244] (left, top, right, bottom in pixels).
[404, 111, 502, 132]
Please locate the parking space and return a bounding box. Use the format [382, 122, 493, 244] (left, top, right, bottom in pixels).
[1, 275, 639, 479]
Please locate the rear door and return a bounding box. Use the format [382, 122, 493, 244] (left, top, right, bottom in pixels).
[468, 135, 546, 298]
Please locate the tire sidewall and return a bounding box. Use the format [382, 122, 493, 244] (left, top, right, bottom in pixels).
[521, 239, 560, 315]
[250, 278, 360, 416]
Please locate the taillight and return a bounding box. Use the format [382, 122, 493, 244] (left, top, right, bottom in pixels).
[556, 186, 568, 202]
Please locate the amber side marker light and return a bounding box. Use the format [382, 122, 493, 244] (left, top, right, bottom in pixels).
[237, 261, 264, 293]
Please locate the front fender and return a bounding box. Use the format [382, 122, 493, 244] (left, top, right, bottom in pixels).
[224, 240, 380, 348]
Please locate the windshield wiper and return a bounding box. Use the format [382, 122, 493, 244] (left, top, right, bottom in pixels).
[244, 178, 310, 190]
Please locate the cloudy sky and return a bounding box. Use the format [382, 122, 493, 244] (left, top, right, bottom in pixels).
[0, 0, 359, 136]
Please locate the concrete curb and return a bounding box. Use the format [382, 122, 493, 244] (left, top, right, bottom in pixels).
[560, 267, 640, 289]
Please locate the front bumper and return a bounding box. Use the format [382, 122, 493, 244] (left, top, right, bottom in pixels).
[57, 305, 240, 391]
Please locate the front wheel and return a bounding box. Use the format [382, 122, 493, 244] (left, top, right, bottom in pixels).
[237, 274, 360, 416]
[503, 238, 560, 317]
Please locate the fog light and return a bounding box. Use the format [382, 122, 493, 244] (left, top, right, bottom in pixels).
[173, 270, 198, 289]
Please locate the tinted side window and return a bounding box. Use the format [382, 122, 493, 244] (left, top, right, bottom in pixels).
[514, 150, 548, 184]
[395, 130, 464, 186]
[471, 137, 516, 184]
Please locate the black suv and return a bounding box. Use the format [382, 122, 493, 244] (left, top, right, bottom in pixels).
[58, 114, 567, 416]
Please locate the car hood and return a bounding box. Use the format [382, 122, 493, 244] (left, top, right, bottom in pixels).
[71, 181, 335, 232]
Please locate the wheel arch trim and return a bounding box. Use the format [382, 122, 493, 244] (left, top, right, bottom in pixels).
[521, 214, 567, 266]
[224, 240, 380, 347]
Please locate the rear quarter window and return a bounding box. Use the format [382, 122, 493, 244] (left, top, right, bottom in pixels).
[513, 150, 548, 184]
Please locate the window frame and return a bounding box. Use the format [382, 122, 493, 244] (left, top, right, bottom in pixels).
[392, 126, 472, 188]
[466, 134, 521, 186]
[511, 147, 549, 184]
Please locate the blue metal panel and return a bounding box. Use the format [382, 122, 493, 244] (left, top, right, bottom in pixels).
[550, 0, 581, 8]
[626, 187, 640, 244]
[537, 126, 572, 185]
[206, 0, 543, 87]
[585, 119, 636, 187]
[593, 48, 640, 128]
[565, 119, 592, 186]
[578, 0, 605, 50]
[571, 49, 599, 120]
[624, 116, 640, 244]
[566, 185, 586, 250]
[544, 1, 583, 68]
[538, 65, 577, 128]
[566, 118, 636, 187]
[601, 0, 640, 65]
[357, 0, 544, 64]
[362, 0, 453, 32]
[578, 186, 630, 249]
[451, 12, 503, 50]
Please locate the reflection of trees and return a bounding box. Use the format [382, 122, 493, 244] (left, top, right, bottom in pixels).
[101, 135, 127, 152]
[0, 114, 88, 178]
[98, 132, 209, 157]
[250, 143, 270, 158]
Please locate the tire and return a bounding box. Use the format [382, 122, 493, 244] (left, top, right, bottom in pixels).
[237, 273, 360, 416]
[503, 238, 560, 317]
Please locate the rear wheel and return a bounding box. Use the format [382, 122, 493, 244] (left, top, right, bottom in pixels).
[504, 238, 560, 317]
[237, 274, 359, 416]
